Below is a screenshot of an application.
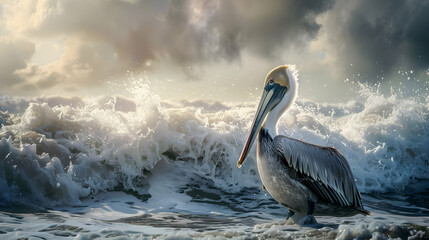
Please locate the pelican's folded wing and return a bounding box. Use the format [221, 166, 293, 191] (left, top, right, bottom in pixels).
[273, 135, 363, 209]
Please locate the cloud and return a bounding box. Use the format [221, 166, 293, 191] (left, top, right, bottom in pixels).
[162, 0, 335, 64]
[11, 39, 117, 93]
[2, 0, 168, 90]
[3, 0, 427, 99]
[234, 0, 334, 57]
[14, 64, 61, 90]
[0, 37, 34, 94]
[318, 0, 429, 81]
[1, 0, 335, 90]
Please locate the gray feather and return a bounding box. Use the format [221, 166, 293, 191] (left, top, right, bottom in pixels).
[273, 135, 363, 209]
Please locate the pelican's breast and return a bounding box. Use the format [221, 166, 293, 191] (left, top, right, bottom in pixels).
[256, 128, 313, 214]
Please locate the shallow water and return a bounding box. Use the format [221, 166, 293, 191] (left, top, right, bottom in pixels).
[0, 186, 428, 239]
[0, 82, 428, 239]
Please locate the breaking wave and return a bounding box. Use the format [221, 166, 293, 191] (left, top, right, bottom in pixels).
[0, 82, 428, 207]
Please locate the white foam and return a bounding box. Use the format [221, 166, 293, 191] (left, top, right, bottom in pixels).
[0, 81, 428, 206]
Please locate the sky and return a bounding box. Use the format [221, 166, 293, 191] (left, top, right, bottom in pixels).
[0, 0, 428, 102]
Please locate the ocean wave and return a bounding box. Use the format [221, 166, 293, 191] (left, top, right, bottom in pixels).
[0, 83, 428, 207]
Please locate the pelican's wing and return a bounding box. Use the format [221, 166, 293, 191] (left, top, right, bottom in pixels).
[274, 135, 363, 209]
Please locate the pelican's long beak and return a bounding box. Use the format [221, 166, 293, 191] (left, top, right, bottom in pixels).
[237, 84, 286, 168]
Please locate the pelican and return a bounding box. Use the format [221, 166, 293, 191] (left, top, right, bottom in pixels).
[237, 65, 370, 224]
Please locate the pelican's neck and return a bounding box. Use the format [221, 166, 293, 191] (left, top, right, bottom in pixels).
[262, 107, 282, 138]
[261, 93, 295, 138]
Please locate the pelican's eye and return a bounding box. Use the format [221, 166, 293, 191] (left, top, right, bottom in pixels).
[269, 79, 274, 84]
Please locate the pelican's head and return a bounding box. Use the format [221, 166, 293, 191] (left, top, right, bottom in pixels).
[237, 65, 298, 168]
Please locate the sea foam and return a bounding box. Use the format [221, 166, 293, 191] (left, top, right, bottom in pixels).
[0, 82, 428, 207]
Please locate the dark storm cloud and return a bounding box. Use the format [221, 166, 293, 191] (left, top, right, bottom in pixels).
[103, 0, 335, 67]
[164, 0, 335, 64]
[238, 0, 334, 57]
[323, 0, 429, 81]
[164, 0, 242, 64]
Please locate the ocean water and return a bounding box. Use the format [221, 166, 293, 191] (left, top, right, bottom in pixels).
[0, 81, 428, 239]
